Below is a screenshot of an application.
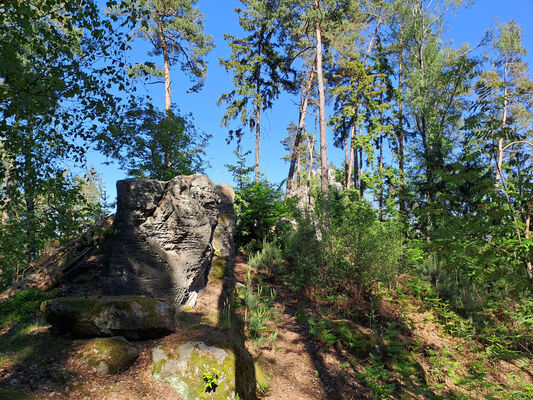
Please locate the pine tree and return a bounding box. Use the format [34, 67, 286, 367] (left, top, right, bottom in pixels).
[123, 0, 214, 108]
[218, 0, 295, 182]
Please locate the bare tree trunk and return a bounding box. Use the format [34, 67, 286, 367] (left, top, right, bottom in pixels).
[359, 125, 364, 198]
[287, 59, 315, 195]
[1, 157, 13, 224]
[346, 120, 356, 189]
[159, 23, 172, 171]
[296, 150, 301, 186]
[353, 139, 359, 190]
[497, 58, 509, 187]
[398, 54, 406, 216]
[315, 1, 329, 197]
[255, 99, 261, 182]
[23, 130, 36, 267]
[343, 133, 349, 188]
[159, 23, 172, 112]
[307, 115, 318, 189]
[379, 131, 384, 222]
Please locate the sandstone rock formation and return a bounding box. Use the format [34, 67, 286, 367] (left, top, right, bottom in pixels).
[212, 184, 236, 259]
[102, 175, 233, 308]
[40, 296, 175, 339]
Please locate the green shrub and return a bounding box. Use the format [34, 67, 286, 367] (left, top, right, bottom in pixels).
[281, 189, 404, 292]
[0, 288, 60, 329]
[237, 268, 279, 346]
[248, 241, 284, 275]
[234, 180, 285, 251]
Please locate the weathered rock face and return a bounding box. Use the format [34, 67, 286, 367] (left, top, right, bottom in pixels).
[40, 296, 175, 339]
[78, 337, 138, 375]
[151, 337, 257, 400]
[212, 184, 236, 259]
[103, 175, 225, 308]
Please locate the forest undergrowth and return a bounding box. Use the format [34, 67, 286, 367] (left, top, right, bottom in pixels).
[235, 181, 533, 400]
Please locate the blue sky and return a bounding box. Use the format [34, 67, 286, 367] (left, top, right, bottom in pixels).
[86, 0, 533, 203]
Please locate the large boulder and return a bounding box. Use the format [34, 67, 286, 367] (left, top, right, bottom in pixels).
[102, 175, 223, 308]
[151, 333, 257, 400]
[78, 336, 138, 375]
[40, 296, 175, 339]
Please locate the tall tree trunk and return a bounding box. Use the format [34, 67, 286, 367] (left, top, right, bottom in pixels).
[307, 117, 317, 190]
[159, 23, 172, 171]
[398, 54, 406, 216]
[353, 138, 359, 190]
[344, 132, 349, 188]
[159, 23, 172, 112]
[497, 58, 509, 187]
[1, 148, 14, 224]
[359, 127, 364, 198]
[287, 59, 315, 195]
[255, 98, 261, 182]
[23, 130, 36, 266]
[297, 149, 301, 185]
[526, 190, 533, 288]
[346, 119, 356, 189]
[315, 1, 329, 197]
[379, 132, 384, 222]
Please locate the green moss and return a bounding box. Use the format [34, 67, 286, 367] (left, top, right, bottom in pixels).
[0, 288, 60, 329]
[209, 257, 228, 280]
[152, 359, 167, 374]
[0, 391, 35, 400]
[81, 337, 137, 375]
[153, 341, 240, 399]
[41, 296, 164, 329]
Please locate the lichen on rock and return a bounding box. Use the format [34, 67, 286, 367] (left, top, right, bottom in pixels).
[151, 331, 258, 400]
[79, 336, 138, 375]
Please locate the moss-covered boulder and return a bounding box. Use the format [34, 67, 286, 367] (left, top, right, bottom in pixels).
[40, 296, 175, 339]
[78, 336, 138, 375]
[151, 332, 257, 400]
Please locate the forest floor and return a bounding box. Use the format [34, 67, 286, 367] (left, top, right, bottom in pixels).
[0, 253, 532, 399]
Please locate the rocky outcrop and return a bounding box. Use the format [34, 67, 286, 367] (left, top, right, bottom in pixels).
[78, 337, 138, 375]
[212, 184, 236, 259]
[103, 175, 226, 308]
[40, 296, 175, 339]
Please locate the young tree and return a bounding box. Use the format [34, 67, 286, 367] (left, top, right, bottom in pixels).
[399, 0, 476, 241]
[225, 136, 254, 192]
[470, 21, 533, 287]
[111, 103, 210, 180]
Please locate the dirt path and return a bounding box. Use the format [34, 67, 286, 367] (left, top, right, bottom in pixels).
[232, 256, 363, 400]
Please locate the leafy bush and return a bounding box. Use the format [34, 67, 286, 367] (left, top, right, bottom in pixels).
[234, 180, 286, 251]
[279, 189, 404, 292]
[0, 288, 60, 329]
